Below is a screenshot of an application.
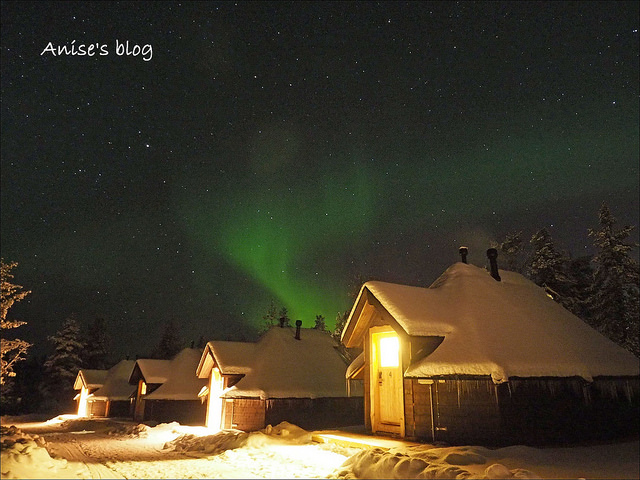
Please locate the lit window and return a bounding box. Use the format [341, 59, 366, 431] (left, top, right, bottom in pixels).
[379, 336, 399, 367]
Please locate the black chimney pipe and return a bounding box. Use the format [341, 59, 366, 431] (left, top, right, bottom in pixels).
[459, 246, 468, 264]
[486, 248, 501, 281]
[295, 320, 302, 340]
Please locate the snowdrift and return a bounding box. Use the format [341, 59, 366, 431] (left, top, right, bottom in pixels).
[0, 425, 84, 480]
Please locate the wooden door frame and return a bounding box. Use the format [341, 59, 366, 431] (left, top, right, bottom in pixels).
[369, 326, 405, 436]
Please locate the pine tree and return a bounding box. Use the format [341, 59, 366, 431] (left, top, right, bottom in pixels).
[1, 259, 32, 385]
[332, 310, 349, 342]
[527, 228, 579, 313]
[566, 255, 595, 323]
[278, 307, 291, 327]
[42, 315, 86, 410]
[154, 318, 183, 359]
[82, 317, 111, 369]
[588, 203, 639, 356]
[261, 300, 279, 332]
[314, 314, 327, 331]
[496, 231, 528, 273]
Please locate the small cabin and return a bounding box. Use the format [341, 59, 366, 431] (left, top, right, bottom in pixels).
[196, 323, 363, 432]
[89, 360, 136, 418]
[129, 358, 170, 422]
[73, 369, 108, 417]
[129, 349, 207, 425]
[342, 257, 639, 445]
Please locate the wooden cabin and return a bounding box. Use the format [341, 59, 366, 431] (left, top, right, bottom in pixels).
[73, 369, 108, 417]
[342, 259, 639, 445]
[129, 358, 171, 422]
[129, 349, 207, 425]
[88, 360, 136, 418]
[196, 323, 364, 432]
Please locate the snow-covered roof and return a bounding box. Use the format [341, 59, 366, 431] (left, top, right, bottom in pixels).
[345, 352, 365, 379]
[91, 360, 136, 401]
[73, 369, 109, 390]
[344, 262, 639, 383]
[198, 340, 256, 377]
[145, 348, 207, 401]
[129, 359, 171, 385]
[200, 327, 352, 400]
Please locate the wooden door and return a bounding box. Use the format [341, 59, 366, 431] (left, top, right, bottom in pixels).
[371, 329, 404, 435]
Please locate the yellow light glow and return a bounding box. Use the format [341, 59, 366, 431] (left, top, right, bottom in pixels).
[77, 386, 89, 417]
[379, 336, 399, 367]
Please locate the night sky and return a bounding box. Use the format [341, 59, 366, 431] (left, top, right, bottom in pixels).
[2, 1, 638, 360]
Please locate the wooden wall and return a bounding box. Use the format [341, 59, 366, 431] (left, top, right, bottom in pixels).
[405, 377, 501, 444]
[144, 399, 207, 426]
[222, 397, 365, 432]
[405, 375, 639, 445]
[222, 398, 266, 431]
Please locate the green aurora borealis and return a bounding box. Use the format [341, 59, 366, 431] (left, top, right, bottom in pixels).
[178, 100, 638, 326]
[1, 1, 638, 358]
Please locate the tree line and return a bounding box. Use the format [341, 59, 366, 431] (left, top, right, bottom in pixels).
[1, 267, 196, 414]
[492, 203, 639, 357]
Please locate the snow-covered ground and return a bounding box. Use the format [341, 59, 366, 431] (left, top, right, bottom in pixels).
[1, 415, 638, 479]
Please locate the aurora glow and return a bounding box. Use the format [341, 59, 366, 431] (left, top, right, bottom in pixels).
[1, 1, 638, 359]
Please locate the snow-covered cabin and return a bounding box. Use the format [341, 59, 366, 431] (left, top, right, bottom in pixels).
[88, 360, 136, 418]
[73, 369, 108, 417]
[129, 349, 207, 425]
[196, 323, 364, 432]
[341, 254, 639, 445]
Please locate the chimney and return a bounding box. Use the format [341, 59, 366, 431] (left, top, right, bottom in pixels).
[279, 316, 285, 328]
[295, 320, 302, 340]
[486, 248, 501, 281]
[459, 246, 468, 264]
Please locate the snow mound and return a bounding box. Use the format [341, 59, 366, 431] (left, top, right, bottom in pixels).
[107, 422, 151, 437]
[330, 445, 541, 479]
[262, 421, 313, 443]
[0, 425, 84, 479]
[164, 421, 313, 457]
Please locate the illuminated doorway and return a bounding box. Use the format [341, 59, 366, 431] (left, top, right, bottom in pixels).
[370, 328, 404, 435]
[206, 367, 223, 430]
[134, 380, 146, 421]
[77, 385, 89, 417]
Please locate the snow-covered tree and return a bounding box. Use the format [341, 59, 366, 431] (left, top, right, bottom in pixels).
[314, 314, 327, 331]
[82, 317, 111, 369]
[278, 307, 291, 327]
[261, 300, 279, 332]
[527, 228, 580, 313]
[566, 255, 595, 324]
[154, 318, 183, 359]
[1, 259, 32, 385]
[495, 231, 528, 273]
[332, 310, 349, 342]
[588, 203, 639, 356]
[42, 315, 86, 409]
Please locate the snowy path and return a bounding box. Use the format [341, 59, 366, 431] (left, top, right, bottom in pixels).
[3, 416, 639, 479]
[15, 419, 359, 479]
[44, 433, 125, 479]
[41, 431, 356, 479]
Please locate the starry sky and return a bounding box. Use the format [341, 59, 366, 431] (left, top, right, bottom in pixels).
[1, 1, 638, 360]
